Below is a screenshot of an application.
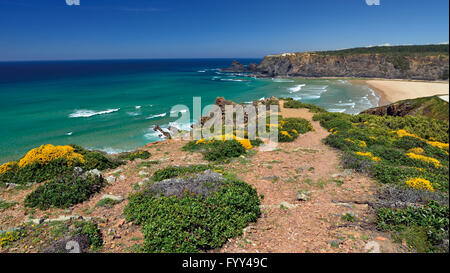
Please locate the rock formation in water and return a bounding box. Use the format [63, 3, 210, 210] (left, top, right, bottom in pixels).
[222, 60, 246, 72]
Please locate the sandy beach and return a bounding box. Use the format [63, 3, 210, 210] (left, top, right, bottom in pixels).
[363, 79, 449, 105]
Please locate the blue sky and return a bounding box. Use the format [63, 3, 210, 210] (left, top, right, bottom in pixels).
[0, 0, 448, 61]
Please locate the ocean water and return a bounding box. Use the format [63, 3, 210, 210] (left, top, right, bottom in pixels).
[0, 59, 379, 163]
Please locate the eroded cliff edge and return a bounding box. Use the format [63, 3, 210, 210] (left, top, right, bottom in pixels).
[253, 45, 449, 80]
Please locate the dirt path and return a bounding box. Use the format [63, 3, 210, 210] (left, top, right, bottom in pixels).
[219, 102, 402, 253]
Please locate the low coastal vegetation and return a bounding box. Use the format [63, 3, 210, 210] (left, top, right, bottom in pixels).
[313, 110, 449, 252]
[0, 144, 122, 185]
[24, 173, 105, 210]
[124, 169, 260, 253]
[315, 44, 449, 57]
[362, 95, 450, 121]
[151, 164, 219, 182]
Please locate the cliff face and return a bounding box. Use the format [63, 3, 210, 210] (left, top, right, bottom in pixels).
[256, 52, 449, 80]
[360, 95, 449, 121]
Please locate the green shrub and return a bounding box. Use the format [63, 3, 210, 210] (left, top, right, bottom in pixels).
[75, 221, 103, 250]
[377, 201, 449, 252]
[183, 140, 247, 162]
[250, 138, 264, 147]
[204, 140, 246, 162]
[24, 174, 105, 210]
[71, 145, 123, 171]
[278, 117, 314, 142]
[1, 158, 82, 185]
[124, 173, 260, 253]
[283, 98, 327, 113]
[119, 150, 151, 161]
[314, 111, 449, 192]
[151, 165, 217, 182]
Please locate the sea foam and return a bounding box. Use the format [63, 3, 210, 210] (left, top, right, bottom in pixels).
[146, 113, 167, 119]
[69, 108, 120, 118]
[289, 84, 306, 93]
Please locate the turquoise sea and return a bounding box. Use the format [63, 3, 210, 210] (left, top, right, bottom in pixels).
[0, 59, 379, 163]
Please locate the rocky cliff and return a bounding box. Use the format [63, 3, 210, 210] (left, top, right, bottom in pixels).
[361, 95, 449, 121]
[253, 45, 449, 80]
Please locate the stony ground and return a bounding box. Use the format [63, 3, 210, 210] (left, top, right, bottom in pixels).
[0, 102, 405, 253]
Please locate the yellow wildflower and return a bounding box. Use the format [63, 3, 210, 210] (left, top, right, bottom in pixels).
[280, 131, 292, 138]
[427, 141, 449, 152]
[406, 153, 441, 168]
[195, 138, 207, 145]
[355, 151, 381, 162]
[408, 147, 425, 155]
[356, 151, 373, 157]
[0, 162, 17, 175]
[393, 129, 419, 139]
[291, 129, 298, 134]
[18, 144, 85, 168]
[405, 178, 434, 192]
[237, 139, 253, 150]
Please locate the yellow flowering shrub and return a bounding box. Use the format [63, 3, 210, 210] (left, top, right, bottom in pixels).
[408, 147, 425, 155]
[405, 178, 434, 192]
[393, 130, 449, 152]
[18, 144, 85, 168]
[345, 138, 367, 148]
[427, 141, 449, 152]
[393, 129, 420, 139]
[0, 231, 23, 248]
[406, 153, 441, 168]
[291, 129, 298, 134]
[237, 139, 253, 150]
[280, 131, 292, 138]
[196, 138, 207, 144]
[0, 162, 17, 175]
[355, 151, 381, 162]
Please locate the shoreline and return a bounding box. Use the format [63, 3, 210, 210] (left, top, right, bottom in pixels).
[360, 79, 449, 106]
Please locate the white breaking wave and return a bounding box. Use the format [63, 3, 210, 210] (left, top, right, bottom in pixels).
[300, 95, 321, 100]
[69, 108, 120, 118]
[289, 84, 306, 93]
[197, 70, 206, 73]
[135, 105, 141, 109]
[127, 112, 141, 116]
[146, 113, 167, 119]
[336, 102, 356, 108]
[168, 121, 194, 131]
[170, 109, 188, 114]
[66, 132, 73, 136]
[220, 78, 248, 82]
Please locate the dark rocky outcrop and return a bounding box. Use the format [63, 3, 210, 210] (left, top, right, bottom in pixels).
[199, 96, 279, 126]
[361, 95, 449, 121]
[247, 63, 258, 72]
[153, 125, 172, 139]
[222, 60, 246, 72]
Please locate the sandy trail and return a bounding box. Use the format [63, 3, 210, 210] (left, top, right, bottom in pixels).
[219, 102, 401, 253]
